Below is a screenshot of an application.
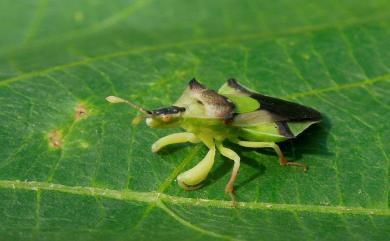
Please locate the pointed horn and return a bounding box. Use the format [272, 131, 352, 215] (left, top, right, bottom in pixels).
[188, 78, 206, 90]
[106, 96, 152, 115]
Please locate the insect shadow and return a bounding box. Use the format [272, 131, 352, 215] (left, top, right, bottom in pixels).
[283, 115, 332, 159]
[203, 143, 266, 190]
[251, 116, 333, 165]
[234, 153, 267, 191]
[157, 143, 187, 156]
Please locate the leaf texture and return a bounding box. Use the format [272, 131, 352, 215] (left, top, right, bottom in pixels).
[0, 0, 389, 240]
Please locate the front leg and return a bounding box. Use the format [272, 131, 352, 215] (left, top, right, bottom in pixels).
[151, 132, 200, 153]
[177, 136, 215, 190]
[235, 141, 308, 172]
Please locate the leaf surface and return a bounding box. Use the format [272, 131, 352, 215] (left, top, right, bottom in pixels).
[0, 0, 390, 240]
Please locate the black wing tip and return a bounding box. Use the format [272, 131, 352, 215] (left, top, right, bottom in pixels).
[189, 78, 206, 90]
[303, 105, 322, 121]
[251, 92, 323, 122]
[286, 106, 323, 122]
[311, 109, 322, 121]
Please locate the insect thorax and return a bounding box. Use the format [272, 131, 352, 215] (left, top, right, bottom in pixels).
[180, 117, 239, 141]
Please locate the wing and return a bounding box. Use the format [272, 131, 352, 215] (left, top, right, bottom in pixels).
[219, 79, 322, 138]
[219, 78, 321, 121]
[231, 109, 287, 126]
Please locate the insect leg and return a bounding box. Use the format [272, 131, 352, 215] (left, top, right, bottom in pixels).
[216, 141, 240, 205]
[235, 141, 308, 172]
[177, 136, 215, 190]
[151, 132, 200, 153]
[215, 142, 240, 192]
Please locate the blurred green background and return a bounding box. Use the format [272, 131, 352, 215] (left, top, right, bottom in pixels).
[0, 0, 389, 241]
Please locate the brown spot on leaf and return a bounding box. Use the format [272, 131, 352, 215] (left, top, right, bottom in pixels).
[75, 103, 88, 120]
[48, 130, 63, 148]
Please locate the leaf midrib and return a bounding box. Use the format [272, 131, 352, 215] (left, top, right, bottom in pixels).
[0, 180, 388, 215]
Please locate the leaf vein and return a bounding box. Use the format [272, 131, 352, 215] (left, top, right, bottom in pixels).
[1, 15, 390, 87]
[285, 74, 390, 99]
[157, 201, 240, 241]
[0, 180, 388, 216]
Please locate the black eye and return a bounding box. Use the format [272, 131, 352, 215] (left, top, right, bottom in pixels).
[171, 106, 186, 113]
[152, 106, 185, 115]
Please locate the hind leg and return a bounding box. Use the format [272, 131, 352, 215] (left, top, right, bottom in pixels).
[235, 141, 308, 172]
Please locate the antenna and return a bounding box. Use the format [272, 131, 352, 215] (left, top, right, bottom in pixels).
[105, 96, 152, 115]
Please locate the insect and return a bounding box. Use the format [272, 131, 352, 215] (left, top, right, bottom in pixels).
[106, 79, 321, 202]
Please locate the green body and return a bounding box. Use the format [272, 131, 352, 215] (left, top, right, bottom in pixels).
[147, 79, 320, 143]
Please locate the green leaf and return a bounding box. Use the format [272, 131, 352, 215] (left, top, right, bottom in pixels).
[1, 0, 389, 240]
